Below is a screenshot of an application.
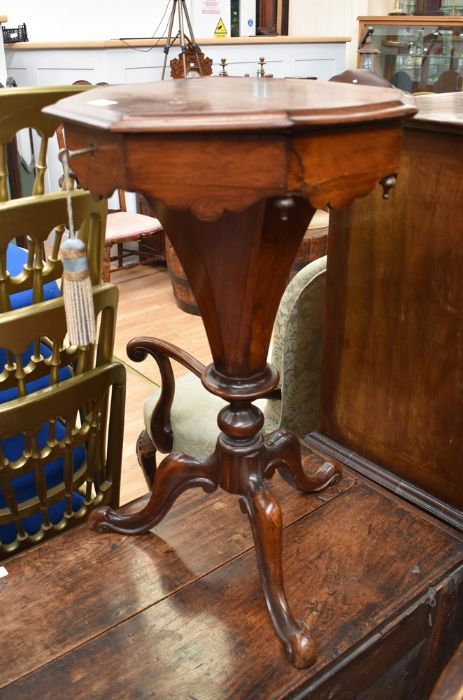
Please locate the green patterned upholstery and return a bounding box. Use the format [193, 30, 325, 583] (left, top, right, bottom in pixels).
[143, 256, 327, 460]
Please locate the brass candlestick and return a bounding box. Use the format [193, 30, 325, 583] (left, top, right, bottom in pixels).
[219, 58, 228, 77]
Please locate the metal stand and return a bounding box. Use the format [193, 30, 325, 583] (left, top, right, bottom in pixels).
[162, 0, 203, 79]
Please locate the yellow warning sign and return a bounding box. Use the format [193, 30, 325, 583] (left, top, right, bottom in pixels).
[214, 18, 228, 38]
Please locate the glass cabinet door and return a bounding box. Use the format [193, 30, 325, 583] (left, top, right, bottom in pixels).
[364, 21, 463, 92]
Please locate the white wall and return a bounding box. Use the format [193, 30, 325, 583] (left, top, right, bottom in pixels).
[2, 0, 394, 45]
[289, 0, 394, 69]
[1, 0, 394, 72]
[0, 0, 194, 42]
[0, 34, 6, 84]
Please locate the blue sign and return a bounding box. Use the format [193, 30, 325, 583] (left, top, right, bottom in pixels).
[248, 19, 254, 27]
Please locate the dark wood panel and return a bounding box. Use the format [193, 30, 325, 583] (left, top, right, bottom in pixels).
[2, 480, 462, 698]
[321, 122, 463, 513]
[307, 433, 463, 531]
[430, 641, 463, 700]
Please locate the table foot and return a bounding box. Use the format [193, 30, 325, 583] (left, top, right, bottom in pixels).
[89, 451, 218, 535]
[240, 479, 317, 668]
[264, 429, 341, 493]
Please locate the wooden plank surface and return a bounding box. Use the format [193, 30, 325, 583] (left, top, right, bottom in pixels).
[2, 471, 462, 698]
[0, 446, 352, 689]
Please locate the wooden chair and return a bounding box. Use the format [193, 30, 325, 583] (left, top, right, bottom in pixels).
[1, 188, 106, 314]
[0, 84, 90, 203]
[134, 256, 328, 487]
[102, 189, 164, 283]
[433, 70, 463, 94]
[0, 192, 125, 558]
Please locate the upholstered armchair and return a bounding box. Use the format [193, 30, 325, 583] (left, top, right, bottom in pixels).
[133, 256, 327, 488]
[0, 191, 123, 558]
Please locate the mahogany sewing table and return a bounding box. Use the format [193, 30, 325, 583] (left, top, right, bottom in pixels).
[45, 78, 416, 668]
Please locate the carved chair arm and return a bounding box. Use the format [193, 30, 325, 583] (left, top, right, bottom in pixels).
[127, 336, 205, 453]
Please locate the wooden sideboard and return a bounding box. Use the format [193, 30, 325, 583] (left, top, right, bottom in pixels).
[310, 92, 463, 531]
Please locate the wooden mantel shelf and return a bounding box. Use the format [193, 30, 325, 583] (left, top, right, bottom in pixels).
[4, 35, 351, 51]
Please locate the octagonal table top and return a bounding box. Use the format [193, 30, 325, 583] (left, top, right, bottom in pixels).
[44, 77, 417, 133]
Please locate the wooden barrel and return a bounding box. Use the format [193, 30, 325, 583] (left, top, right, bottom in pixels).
[289, 210, 329, 280]
[165, 238, 200, 316]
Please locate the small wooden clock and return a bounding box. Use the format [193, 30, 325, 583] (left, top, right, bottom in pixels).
[170, 47, 213, 79]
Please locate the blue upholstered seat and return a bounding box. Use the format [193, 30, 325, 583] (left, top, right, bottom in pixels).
[0, 420, 85, 545]
[6, 244, 61, 311]
[0, 344, 72, 405]
[0, 246, 77, 545]
[0, 244, 68, 405]
[0, 283, 124, 557]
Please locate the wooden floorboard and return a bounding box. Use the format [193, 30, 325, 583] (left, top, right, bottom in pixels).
[113, 264, 211, 385]
[119, 367, 156, 504]
[112, 263, 211, 505]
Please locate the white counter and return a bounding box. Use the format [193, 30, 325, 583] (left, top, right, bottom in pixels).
[5, 35, 349, 86]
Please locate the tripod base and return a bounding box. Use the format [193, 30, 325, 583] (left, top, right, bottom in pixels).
[90, 430, 341, 668]
[161, 0, 207, 79]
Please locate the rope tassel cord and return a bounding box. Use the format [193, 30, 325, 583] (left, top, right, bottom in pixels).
[59, 148, 96, 347]
[61, 239, 96, 346]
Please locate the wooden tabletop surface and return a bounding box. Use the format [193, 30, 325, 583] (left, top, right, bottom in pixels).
[410, 91, 463, 131]
[1, 443, 462, 699]
[4, 36, 351, 51]
[44, 77, 417, 133]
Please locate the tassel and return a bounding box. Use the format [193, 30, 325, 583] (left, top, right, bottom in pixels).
[61, 238, 96, 346]
[59, 146, 95, 347]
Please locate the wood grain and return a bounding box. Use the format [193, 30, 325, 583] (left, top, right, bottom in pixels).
[2, 479, 462, 698]
[0, 455, 355, 688]
[44, 78, 416, 133]
[320, 95, 463, 515]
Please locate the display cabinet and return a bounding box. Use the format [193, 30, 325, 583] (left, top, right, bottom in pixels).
[359, 15, 463, 92]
